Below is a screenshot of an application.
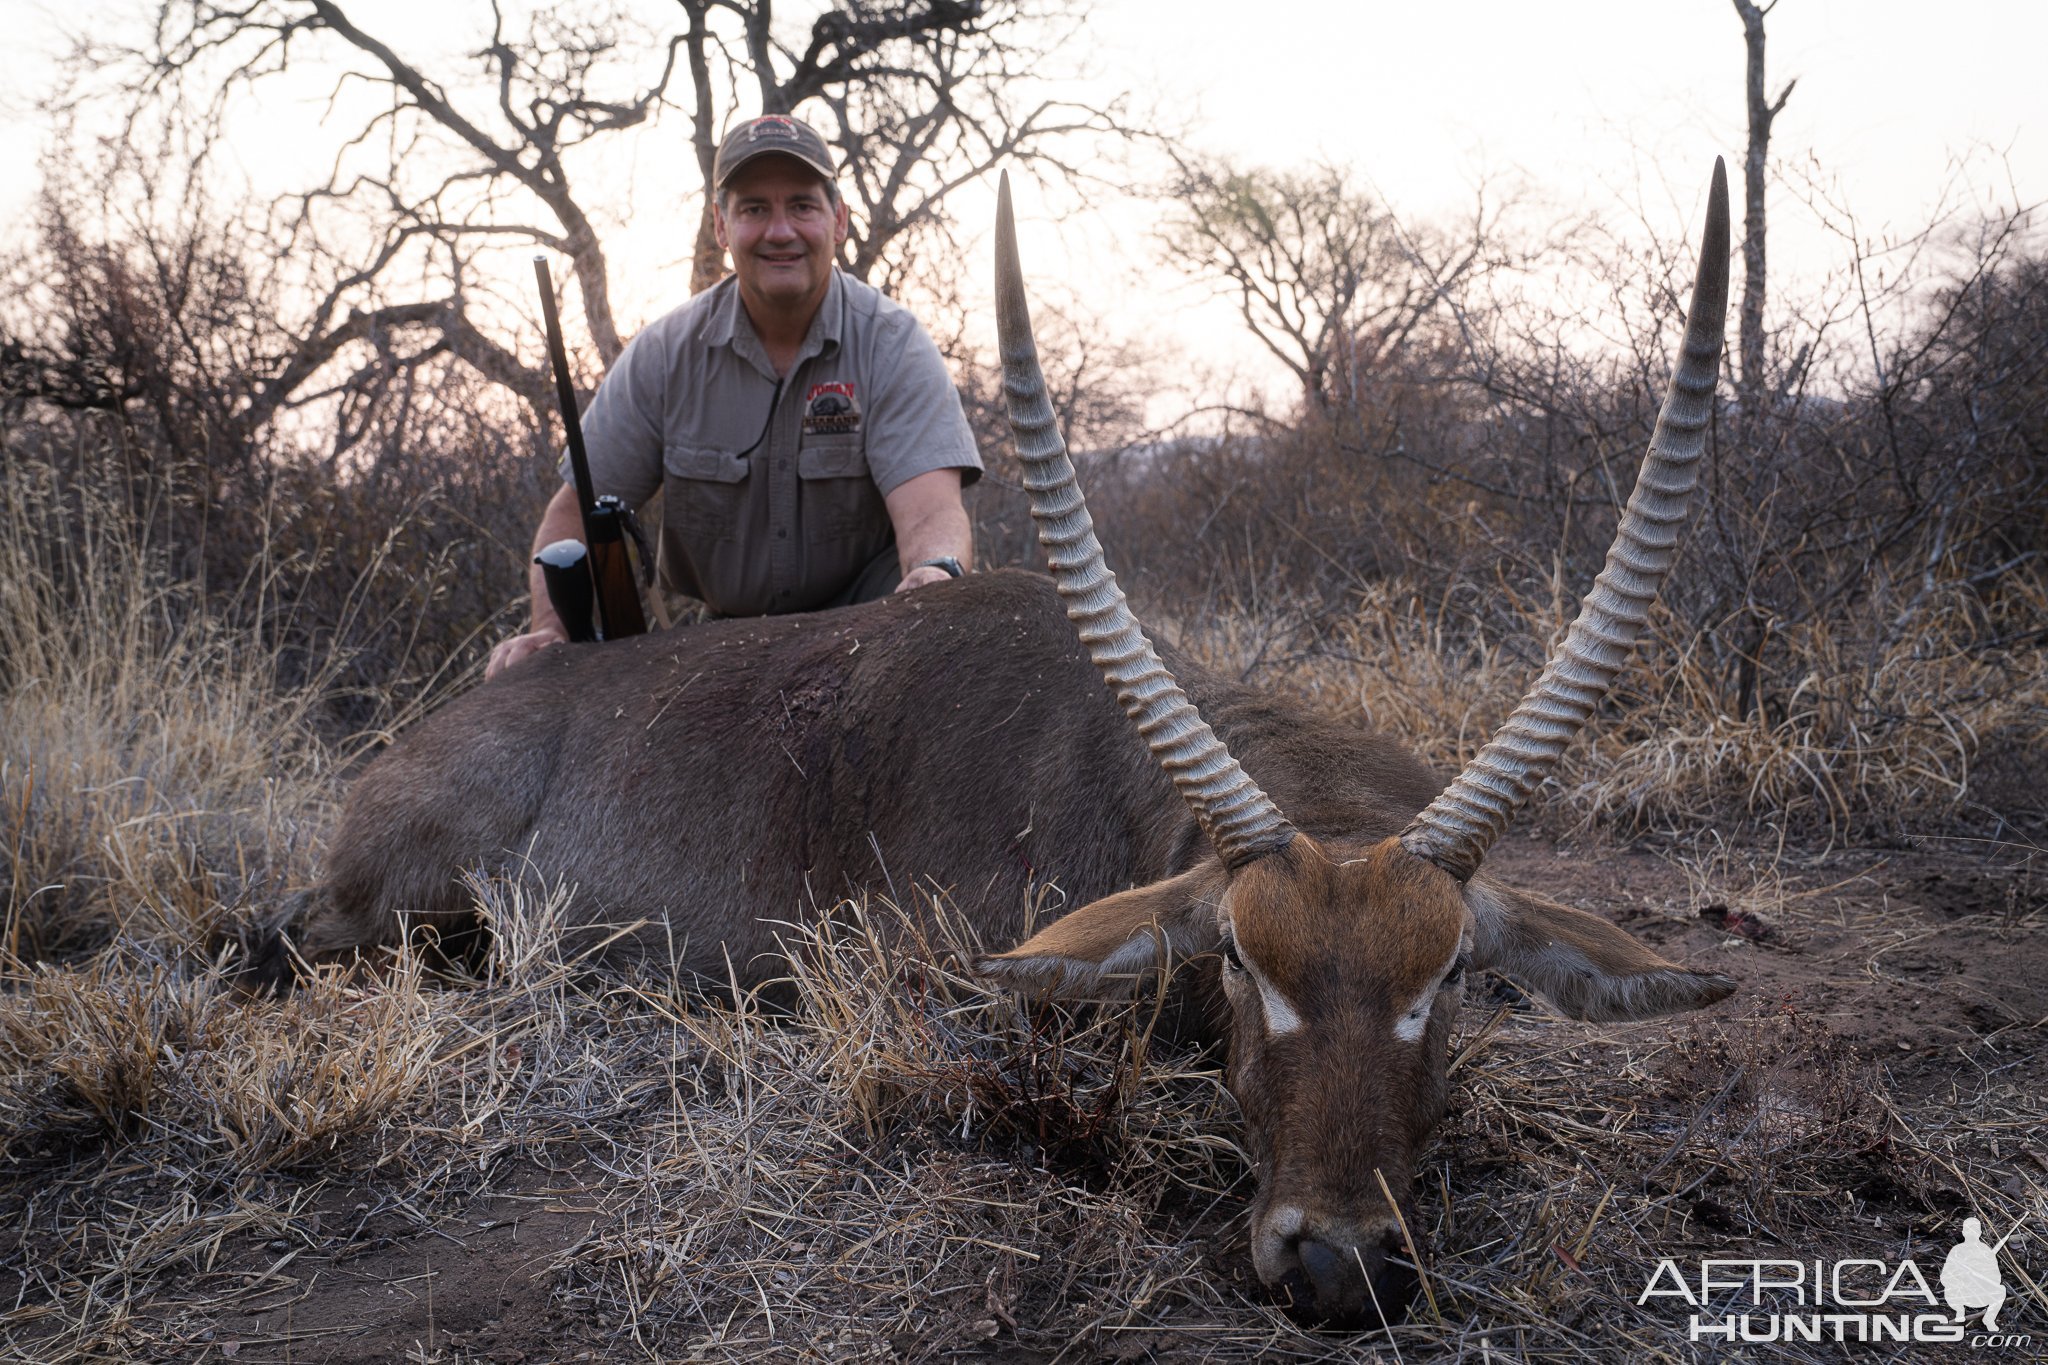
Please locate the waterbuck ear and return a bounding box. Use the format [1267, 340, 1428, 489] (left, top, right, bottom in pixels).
[1466, 880, 1736, 1022]
[975, 864, 1226, 1000]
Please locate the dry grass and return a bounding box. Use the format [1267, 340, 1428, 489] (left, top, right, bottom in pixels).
[3, 450, 2045, 1361]
[1169, 570, 2048, 844]
[9, 872, 2041, 1361]
[1, 457, 339, 963]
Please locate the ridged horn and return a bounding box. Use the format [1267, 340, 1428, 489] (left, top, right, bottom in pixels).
[995, 173, 1296, 871]
[1400, 158, 1732, 883]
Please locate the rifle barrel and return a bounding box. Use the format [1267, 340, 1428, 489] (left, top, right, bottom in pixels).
[533, 255, 618, 639]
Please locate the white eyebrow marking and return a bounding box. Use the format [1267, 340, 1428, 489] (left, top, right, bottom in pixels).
[1256, 974, 1304, 1035]
[1392, 992, 1433, 1043]
[1392, 944, 1467, 1043]
[1230, 935, 1305, 1036]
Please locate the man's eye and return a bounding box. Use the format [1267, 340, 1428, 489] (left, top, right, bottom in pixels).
[1221, 939, 1246, 974]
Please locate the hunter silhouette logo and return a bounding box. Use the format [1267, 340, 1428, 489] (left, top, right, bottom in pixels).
[1638, 1215, 2033, 1348]
[1943, 1218, 2011, 1331]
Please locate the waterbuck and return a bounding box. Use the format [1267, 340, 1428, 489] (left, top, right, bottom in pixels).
[270, 162, 1736, 1328]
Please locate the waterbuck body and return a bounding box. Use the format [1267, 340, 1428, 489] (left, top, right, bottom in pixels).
[297, 567, 1439, 980]
[279, 164, 1741, 1329]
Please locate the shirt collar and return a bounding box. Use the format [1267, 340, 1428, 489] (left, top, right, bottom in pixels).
[709, 269, 845, 378]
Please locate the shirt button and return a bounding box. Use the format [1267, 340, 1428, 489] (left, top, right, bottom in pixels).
[777, 527, 788, 539]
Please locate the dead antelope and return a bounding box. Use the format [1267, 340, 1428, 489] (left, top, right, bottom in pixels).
[266, 161, 1735, 1329]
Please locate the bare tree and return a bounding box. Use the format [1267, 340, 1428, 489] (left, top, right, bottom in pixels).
[77, 0, 1106, 460]
[1732, 0, 1796, 405]
[1160, 154, 1489, 419]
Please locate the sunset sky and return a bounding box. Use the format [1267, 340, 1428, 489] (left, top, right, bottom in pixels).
[0, 0, 2038, 411]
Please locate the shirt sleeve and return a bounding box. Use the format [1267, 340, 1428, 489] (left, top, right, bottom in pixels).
[862, 316, 984, 498]
[557, 321, 669, 511]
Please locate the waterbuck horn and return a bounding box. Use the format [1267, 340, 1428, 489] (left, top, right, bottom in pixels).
[995, 172, 1296, 870]
[1400, 157, 1732, 883]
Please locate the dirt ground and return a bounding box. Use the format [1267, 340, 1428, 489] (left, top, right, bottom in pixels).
[7, 832, 2045, 1363]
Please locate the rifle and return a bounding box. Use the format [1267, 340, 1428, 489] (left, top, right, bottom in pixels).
[532, 255, 648, 643]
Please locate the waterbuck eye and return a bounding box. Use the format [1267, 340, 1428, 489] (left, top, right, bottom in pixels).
[1444, 958, 1469, 988]
[1220, 938, 1246, 974]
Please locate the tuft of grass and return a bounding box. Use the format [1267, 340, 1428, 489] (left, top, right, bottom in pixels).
[0, 945, 443, 1169]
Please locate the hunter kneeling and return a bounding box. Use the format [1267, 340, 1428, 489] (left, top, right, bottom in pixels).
[489, 113, 981, 680]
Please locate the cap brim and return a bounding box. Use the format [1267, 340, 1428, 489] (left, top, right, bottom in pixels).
[714, 147, 837, 190]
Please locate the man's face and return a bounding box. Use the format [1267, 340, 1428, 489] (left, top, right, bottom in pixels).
[714, 156, 848, 317]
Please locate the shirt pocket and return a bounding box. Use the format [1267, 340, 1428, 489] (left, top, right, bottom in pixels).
[797, 434, 883, 542]
[663, 444, 750, 545]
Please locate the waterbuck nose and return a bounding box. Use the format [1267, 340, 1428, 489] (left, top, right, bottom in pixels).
[1290, 1231, 1418, 1329]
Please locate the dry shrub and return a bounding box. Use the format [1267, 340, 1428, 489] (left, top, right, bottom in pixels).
[1165, 564, 2048, 840]
[0, 451, 342, 959]
[0, 430, 506, 962]
[1572, 575, 2048, 838]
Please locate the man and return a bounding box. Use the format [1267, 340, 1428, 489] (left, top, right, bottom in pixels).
[488, 113, 980, 680]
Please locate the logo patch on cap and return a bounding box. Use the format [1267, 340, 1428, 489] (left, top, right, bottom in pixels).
[802, 381, 860, 436]
[749, 115, 800, 143]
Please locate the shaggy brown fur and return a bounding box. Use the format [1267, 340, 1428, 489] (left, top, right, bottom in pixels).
[267, 569, 1441, 987]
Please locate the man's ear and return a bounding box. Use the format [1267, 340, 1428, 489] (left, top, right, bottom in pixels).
[976, 863, 1226, 1000]
[1467, 879, 1736, 1022]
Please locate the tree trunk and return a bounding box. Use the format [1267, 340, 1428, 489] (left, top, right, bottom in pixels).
[1732, 0, 1795, 406]
[683, 2, 727, 295]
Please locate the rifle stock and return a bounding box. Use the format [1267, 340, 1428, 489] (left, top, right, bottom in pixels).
[533, 256, 648, 643]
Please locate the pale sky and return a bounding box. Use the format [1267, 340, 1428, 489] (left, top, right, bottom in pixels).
[0, 1, 2039, 411]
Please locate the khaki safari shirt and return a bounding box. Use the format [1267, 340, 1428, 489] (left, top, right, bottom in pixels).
[569, 269, 981, 616]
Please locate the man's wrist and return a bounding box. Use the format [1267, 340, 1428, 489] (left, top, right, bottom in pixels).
[915, 556, 965, 579]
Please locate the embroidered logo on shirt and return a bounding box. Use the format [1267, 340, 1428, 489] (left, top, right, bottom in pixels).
[803, 381, 861, 436]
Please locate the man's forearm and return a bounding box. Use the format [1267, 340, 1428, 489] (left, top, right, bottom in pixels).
[883, 468, 973, 578]
[895, 502, 973, 574]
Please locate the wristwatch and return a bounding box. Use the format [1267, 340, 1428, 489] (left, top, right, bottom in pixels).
[917, 556, 965, 579]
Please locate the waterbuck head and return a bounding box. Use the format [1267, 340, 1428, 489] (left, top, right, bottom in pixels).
[976, 164, 1736, 1328]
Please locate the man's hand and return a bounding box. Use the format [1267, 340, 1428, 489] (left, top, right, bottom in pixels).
[893, 564, 955, 593]
[493, 484, 588, 681]
[487, 625, 568, 681]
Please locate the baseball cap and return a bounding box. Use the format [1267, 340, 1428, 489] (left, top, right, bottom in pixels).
[713, 115, 837, 190]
